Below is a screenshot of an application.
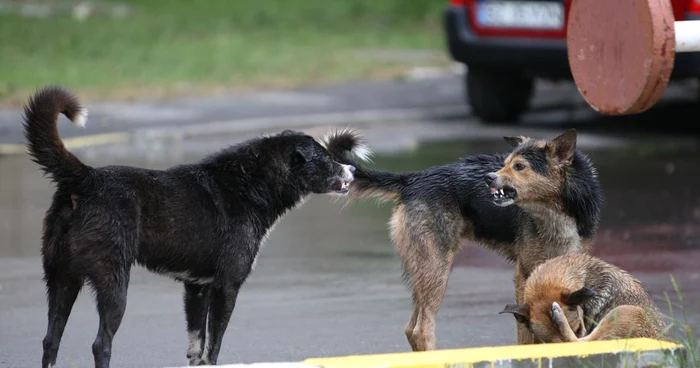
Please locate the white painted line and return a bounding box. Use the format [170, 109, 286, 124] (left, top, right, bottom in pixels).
[0, 132, 130, 156]
[1, 105, 469, 156]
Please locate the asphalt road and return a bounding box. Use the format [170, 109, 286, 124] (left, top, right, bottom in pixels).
[2, 77, 700, 368]
[0, 71, 694, 147]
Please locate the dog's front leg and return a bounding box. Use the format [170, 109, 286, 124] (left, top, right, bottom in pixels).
[184, 283, 211, 365]
[203, 281, 242, 365]
[514, 264, 536, 344]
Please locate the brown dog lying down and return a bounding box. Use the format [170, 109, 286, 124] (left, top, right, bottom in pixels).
[500, 253, 667, 343]
[551, 303, 660, 342]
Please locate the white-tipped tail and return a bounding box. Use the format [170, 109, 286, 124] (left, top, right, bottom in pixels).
[73, 108, 88, 127]
[351, 144, 373, 163]
[321, 127, 374, 162]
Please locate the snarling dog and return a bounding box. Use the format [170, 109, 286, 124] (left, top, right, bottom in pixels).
[484, 129, 604, 344]
[25, 87, 363, 368]
[323, 129, 602, 351]
[500, 253, 666, 343]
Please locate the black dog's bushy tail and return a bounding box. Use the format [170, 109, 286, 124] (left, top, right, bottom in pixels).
[322, 128, 408, 202]
[23, 86, 92, 186]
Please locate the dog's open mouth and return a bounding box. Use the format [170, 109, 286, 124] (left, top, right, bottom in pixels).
[490, 185, 517, 206]
[331, 180, 350, 194]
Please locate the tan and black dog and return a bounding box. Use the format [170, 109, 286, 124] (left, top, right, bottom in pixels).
[500, 253, 666, 343]
[323, 129, 603, 350]
[485, 129, 604, 344]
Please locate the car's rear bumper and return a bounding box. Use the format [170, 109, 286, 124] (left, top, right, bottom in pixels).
[444, 5, 570, 78]
[444, 5, 700, 79]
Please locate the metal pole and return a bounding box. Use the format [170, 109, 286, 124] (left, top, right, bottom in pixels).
[675, 20, 700, 52]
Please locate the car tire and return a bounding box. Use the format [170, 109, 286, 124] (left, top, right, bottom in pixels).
[465, 68, 534, 124]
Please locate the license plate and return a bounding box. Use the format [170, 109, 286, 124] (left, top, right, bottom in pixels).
[476, 1, 564, 30]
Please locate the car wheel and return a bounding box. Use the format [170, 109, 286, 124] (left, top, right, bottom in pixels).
[465, 68, 534, 124]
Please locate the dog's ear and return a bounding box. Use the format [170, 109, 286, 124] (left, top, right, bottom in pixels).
[547, 129, 577, 166]
[503, 136, 526, 148]
[562, 287, 597, 306]
[281, 129, 300, 137]
[294, 144, 313, 162]
[500, 304, 530, 324]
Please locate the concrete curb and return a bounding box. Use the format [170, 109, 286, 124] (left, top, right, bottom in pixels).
[164, 364, 315, 368]
[0, 105, 468, 157]
[166, 338, 686, 368]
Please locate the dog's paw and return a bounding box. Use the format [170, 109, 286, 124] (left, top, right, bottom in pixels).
[551, 302, 566, 323]
[187, 356, 206, 366]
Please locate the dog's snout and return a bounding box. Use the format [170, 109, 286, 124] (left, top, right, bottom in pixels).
[485, 172, 498, 185]
[340, 164, 355, 179]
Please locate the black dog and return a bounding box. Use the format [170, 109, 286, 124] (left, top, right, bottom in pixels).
[25, 87, 363, 368]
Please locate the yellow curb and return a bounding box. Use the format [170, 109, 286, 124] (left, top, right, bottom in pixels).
[0, 132, 130, 156]
[303, 338, 682, 368]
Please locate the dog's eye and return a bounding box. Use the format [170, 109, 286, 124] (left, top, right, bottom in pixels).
[513, 163, 526, 171]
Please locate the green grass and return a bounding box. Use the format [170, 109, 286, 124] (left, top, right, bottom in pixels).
[0, 0, 448, 103]
[661, 276, 700, 367]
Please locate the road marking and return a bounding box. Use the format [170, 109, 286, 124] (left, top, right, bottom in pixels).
[0, 132, 130, 156]
[302, 338, 682, 368]
[0, 105, 469, 157]
[164, 338, 683, 368]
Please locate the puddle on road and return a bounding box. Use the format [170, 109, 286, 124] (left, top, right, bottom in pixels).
[2, 137, 699, 283]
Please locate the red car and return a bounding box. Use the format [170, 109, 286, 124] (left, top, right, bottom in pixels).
[445, 0, 700, 124]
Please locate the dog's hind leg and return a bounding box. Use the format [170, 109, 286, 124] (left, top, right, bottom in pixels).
[404, 293, 421, 351]
[551, 302, 583, 342]
[184, 283, 211, 366]
[391, 205, 423, 351]
[410, 248, 455, 351]
[42, 272, 83, 368]
[562, 305, 653, 342]
[90, 264, 131, 368]
[41, 211, 84, 368]
[82, 211, 138, 368]
[392, 204, 460, 351]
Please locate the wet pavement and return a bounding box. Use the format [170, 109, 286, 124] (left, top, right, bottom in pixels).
[2, 104, 700, 367]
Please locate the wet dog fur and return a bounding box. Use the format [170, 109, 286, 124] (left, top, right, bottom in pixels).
[25, 87, 363, 368]
[323, 129, 603, 350]
[485, 129, 604, 344]
[500, 253, 666, 343]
